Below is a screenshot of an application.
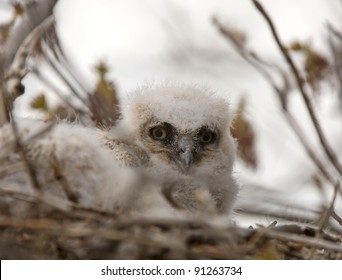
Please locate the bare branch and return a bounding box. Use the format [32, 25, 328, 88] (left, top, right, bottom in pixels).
[317, 181, 340, 232]
[213, 18, 339, 192]
[264, 229, 342, 253]
[9, 115, 42, 191]
[252, 0, 342, 177]
[307, 181, 341, 258]
[0, 0, 58, 69]
[0, 0, 58, 124]
[327, 23, 342, 108]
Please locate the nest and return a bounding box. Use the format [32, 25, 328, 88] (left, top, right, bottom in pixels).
[0, 200, 341, 260]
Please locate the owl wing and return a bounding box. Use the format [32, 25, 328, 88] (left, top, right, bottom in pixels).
[101, 135, 150, 168]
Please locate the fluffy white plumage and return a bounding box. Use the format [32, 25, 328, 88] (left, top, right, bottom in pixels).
[105, 85, 238, 215]
[0, 85, 238, 218]
[0, 121, 135, 214]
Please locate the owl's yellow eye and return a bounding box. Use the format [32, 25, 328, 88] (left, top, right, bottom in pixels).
[151, 126, 168, 140]
[198, 129, 215, 144]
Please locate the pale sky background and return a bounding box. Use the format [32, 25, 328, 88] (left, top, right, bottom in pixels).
[1, 0, 342, 225]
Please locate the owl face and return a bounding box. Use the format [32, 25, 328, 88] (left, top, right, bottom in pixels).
[120, 85, 234, 174]
[141, 120, 220, 173]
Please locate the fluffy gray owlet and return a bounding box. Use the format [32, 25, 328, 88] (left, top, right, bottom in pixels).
[103, 85, 239, 216]
[0, 85, 238, 218]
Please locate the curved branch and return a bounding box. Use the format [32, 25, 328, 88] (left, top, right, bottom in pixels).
[0, 0, 58, 125]
[252, 0, 342, 177]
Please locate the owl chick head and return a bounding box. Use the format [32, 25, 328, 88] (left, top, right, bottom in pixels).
[117, 84, 235, 174]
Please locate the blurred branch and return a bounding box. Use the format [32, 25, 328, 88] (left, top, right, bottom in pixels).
[9, 115, 42, 191]
[308, 181, 341, 258]
[213, 19, 339, 192]
[0, 0, 58, 124]
[264, 228, 342, 253]
[332, 210, 342, 226]
[0, 0, 57, 68]
[327, 23, 342, 108]
[0, 183, 119, 220]
[0, 89, 6, 125]
[38, 19, 90, 108]
[251, 0, 342, 178]
[317, 181, 340, 233]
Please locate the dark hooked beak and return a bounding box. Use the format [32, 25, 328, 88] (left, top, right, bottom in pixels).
[175, 136, 194, 173]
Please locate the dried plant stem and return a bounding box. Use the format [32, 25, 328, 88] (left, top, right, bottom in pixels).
[213, 18, 339, 193]
[307, 181, 341, 258]
[40, 19, 90, 108]
[30, 66, 88, 115]
[0, 185, 120, 220]
[317, 181, 340, 233]
[0, 215, 186, 253]
[9, 116, 42, 191]
[283, 112, 337, 186]
[0, 0, 58, 120]
[327, 23, 342, 108]
[252, 0, 342, 177]
[0, 87, 7, 125]
[247, 221, 277, 249]
[265, 229, 342, 253]
[331, 210, 342, 226]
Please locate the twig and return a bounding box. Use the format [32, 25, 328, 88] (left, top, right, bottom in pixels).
[0, 121, 55, 163]
[264, 228, 342, 253]
[0, 181, 133, 222]
[0, 0, 58, 69]
[331, 210, 342, 226]
[252, 0, 342, 177]
[0, 85, 7, 125]
[40, 21, 90, 108]
[9, 115, 42, 191]
[247, 221, 277, 249]
[29, 65, 88, 115]
[317, 181, 340, 232]
[0, 162, 25, 177]
[0, 0, 58, 121]
[0, 215, 186, 253]
[213, 18, 339, 191]
[308, 181, 341, 258]
[327, 23, 342, 107]
[51, 151, 79, 203]
[327, 23, 342, 42]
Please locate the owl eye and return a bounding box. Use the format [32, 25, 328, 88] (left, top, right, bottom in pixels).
[150, 126, 168, 140]
[198, 129, 215, 144]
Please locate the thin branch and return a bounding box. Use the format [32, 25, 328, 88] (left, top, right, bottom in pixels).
[9, 115, 42, 191]
[0, 162, 25, 177]
[327, 23, 342, 107]
[0, 0, 58, 68]
[40, 21, 90, 108]
[0, 184, 119, 220]
[264, 229, 342, 253]
[308, 181, 341, 258]
[213, 18, 339, 193]
[317, 181, 340, 232]
[252, 0, 342, 177]
[283, 112, 338, 187]
[30, 66, 89, 115]
[0, 86, 7, 125]
[247, 220, 277, 249]
[327, 23, 342, 42]
[0, 0, 58, 122]
[331, 210, 342, 226]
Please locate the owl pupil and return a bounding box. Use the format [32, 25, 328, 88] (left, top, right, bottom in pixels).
[150, 125, 169, 141]
[202, 133, 210, 142]
[155, 129, 163, 138]
[198, 128, 215, 144]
